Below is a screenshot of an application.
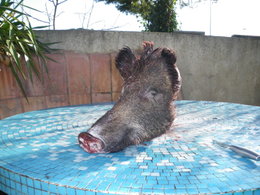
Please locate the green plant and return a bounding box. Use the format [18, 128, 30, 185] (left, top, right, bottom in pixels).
[0, 0, 55, 99]
[144, 0, 178, 32]
[95, 0, 178, 32]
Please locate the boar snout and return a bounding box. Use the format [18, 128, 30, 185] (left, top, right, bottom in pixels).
[80, 122, 135, 153]
[78, 132, 105, 153]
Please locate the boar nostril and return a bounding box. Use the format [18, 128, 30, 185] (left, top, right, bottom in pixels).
[79, 137, 84, 143]
[78, 132, 105, 153]
[88, 142, 102, 151]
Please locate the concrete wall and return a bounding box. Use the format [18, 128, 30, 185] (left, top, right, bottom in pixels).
[0, 30, 259, 119]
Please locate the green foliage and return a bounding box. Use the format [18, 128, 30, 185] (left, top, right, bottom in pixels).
[145, 0, 178, 32]
[96, 0, 178, 32]
[0, 0, 55, 99]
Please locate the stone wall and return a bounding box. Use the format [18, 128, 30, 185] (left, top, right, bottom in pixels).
[0, 30, 259, 119]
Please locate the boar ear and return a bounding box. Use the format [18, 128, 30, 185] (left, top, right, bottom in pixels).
[161, 48, 181, 96]
[161, 48, 176, 65]
[115, 47, 136, 80]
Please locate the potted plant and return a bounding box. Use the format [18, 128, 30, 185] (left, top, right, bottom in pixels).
[0, 0, 55, 99]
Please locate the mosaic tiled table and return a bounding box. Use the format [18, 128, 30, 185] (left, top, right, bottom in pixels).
[0, 100, 259, 195]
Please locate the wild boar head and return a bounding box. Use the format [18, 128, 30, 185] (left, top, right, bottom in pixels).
[78, 42, 181, 153]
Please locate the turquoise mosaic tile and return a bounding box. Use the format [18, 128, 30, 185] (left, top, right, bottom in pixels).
[0, 100, 259, 194]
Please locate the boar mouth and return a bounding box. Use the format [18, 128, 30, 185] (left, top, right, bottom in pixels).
[78, 132, 105, 153]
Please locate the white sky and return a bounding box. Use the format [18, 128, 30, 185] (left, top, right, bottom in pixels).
[24, 0, 260, 37]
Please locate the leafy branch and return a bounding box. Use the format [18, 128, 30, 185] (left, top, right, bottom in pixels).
[95, 0, 178, 32]
[0, 0, 56, 99]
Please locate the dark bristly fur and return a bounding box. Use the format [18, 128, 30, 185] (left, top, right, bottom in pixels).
[78, 41, 181, 153]
[161, 48, 181, 97]
[115, 47, 136, 80]
[141, 41, 154, 60]
[116, 42, 181, 98]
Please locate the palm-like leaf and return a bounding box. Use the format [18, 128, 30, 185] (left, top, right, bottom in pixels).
[0, 0, 55, 99]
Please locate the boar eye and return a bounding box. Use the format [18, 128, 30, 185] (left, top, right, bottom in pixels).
[149, 89, 158, 96]
[142, 88, 162, 103]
